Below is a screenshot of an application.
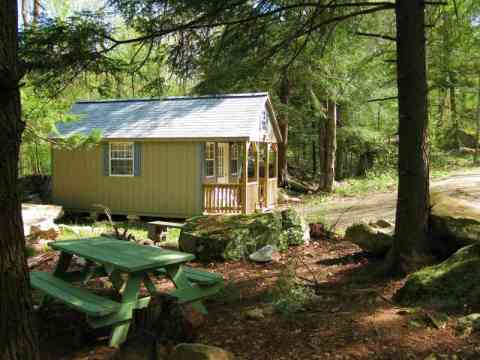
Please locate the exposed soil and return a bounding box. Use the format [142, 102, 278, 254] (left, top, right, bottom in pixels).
[305, 169, 480, 231]
[37, 237, 480, 360]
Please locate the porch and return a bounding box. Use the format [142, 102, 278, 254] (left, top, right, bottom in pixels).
[202, 142, 278, 214]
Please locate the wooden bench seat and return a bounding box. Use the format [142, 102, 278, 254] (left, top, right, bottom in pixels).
[170, 281, 224, 304]
[30, 271, 121, 317]
[182, 267, 224, 286]
[155, 266, 223, 286]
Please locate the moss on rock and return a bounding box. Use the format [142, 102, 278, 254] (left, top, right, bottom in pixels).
[394, 243, 480, 308]
[179, 209, 307, 261]
[344, 220, 394, 256]
[430, 191, 480, 256]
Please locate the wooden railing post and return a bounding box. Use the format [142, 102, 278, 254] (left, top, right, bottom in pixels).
[255, 142, 260, 209]
[265, 143, 270, 208]
[241, 142, 249, 214]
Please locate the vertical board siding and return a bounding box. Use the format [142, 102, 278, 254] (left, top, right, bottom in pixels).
[52, 141, 201, 218]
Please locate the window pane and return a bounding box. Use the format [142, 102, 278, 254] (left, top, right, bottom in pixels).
[205, 159, 214, 177]
[111, 159, 133, 175]
[111, 143, 133, 160]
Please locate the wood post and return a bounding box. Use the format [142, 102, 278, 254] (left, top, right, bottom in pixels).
[241, 142, 248, 214]
[255, 143, 260, 209]
[265, 143, 270, 208]
[275, 145, 279, 178]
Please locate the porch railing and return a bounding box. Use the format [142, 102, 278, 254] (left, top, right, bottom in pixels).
[203, 184, 242, 213]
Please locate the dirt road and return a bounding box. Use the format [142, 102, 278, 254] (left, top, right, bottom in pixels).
[304, 168, 480, 231]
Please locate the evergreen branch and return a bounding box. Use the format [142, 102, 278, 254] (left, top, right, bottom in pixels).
[104, 2, 395, 47]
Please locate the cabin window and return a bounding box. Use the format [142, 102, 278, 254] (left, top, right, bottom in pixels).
[230, 143, 239, 176]
[205, 142, 215, 177]
[110, 142, 134, 176]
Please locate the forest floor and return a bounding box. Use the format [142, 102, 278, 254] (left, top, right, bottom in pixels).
[303, 167, 480, 231]
[37, 237, 480, 360]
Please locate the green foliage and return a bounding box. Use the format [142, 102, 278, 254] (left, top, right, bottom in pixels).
[269, 262, 315, 316]
[25, 246, 36, 258]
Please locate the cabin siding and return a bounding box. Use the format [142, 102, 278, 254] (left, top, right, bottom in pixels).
[52, 141, 202, 218]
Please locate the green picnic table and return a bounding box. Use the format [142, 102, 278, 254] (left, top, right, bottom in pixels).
[30, 237, 223, 347]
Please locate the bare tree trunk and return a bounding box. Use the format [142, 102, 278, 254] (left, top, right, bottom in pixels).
[277, 75, 290, 186]
[312, 140, 317, 174]
[33, 0, 41, 23]
[0, 1, 40, 359]
[449, 76, 460, 149]
[388, 0, 431, 274]
[318, 100, 336, 192]
[21, 0, 30, 26]
[475, 77, 480, 165]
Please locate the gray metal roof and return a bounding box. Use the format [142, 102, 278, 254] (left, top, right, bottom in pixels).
[55, 92, 272, 140]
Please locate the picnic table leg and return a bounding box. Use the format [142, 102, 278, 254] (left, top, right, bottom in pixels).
[166, 265, 208, 315]
[109, 273, 143, 348]
[53, 252, 73, 276]
[39, 252, 74, 306]
[109, 270, 125, 293]
[143, 273, 158, 296]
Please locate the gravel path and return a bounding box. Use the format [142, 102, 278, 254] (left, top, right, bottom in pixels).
[304, 168, 480, 231]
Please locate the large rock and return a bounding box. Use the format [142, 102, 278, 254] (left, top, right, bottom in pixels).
[179, 209, 307, 261]
[344, 220, 394, 256]
[394, 243, 480, 307]
[430, 191, 480, 256]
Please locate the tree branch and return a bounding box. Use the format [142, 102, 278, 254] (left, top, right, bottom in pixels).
[105, 2, 395, 47]
[367, 96, 398, 103]
[356, 32, 396, 41]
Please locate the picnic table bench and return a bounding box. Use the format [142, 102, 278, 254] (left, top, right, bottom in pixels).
[30, 237, 223, 348]
[147, 220, 185, 242]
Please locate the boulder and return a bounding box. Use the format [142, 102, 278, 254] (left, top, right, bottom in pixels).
[249, 245, 279, 263]
[394, 243, 480, 308]
[169, 343, 234, 360]
[430, 191, 480, 256]
[179, 209, 307, 261]
[344, 220, 394, 256]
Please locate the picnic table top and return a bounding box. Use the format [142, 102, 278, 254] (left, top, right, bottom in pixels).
[50, 237, 195, 273]
[147, 221, 185, 228]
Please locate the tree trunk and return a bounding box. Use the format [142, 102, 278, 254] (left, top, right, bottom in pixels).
[388, 0, 431, 274]
[33, 0, 41, 23]
[0, 1, 40, 359]
[312, 140, 317, 174]
[277, 75, 290, 186]
[21, 0, 29, 26]
[318, 100, 336, 192]
[449, 79, 460, 150]
[475, 76, 480, 165]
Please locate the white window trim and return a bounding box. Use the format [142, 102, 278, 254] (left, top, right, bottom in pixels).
[231, 143, 239, 176]
[205, 142, 216, 178]
[109, 142, 135, 177]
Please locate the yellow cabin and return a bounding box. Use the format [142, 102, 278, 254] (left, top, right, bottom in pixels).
[51, 92, 282, 218]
